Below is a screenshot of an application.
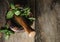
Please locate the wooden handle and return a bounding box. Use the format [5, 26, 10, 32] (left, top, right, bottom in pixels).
[14, 15, 36, 37]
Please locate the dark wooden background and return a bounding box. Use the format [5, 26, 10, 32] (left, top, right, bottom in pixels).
[0, 0, 60, 42]
[35, 0, 60, 42]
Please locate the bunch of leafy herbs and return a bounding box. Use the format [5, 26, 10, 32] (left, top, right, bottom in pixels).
[6, 3, 35, 21]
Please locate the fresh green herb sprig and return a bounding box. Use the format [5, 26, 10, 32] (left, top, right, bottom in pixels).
[0, 25, 14, 39]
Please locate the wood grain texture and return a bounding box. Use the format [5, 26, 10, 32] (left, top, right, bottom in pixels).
[0, 0, 8, 28]
[35, 0, 60, 42]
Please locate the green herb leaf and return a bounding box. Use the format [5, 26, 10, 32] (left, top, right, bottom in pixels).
[10, 3, 15, 9]
[6, 11, 14, 19]
[15, 10, 21, 16]
[26, 9, 30, 15]
[5, 35, 9, 39]
[0, 30, 7, 33]
[22, 7, 30, 17]
[23, 8, 30, 11]
[28, 17, 35, 21]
